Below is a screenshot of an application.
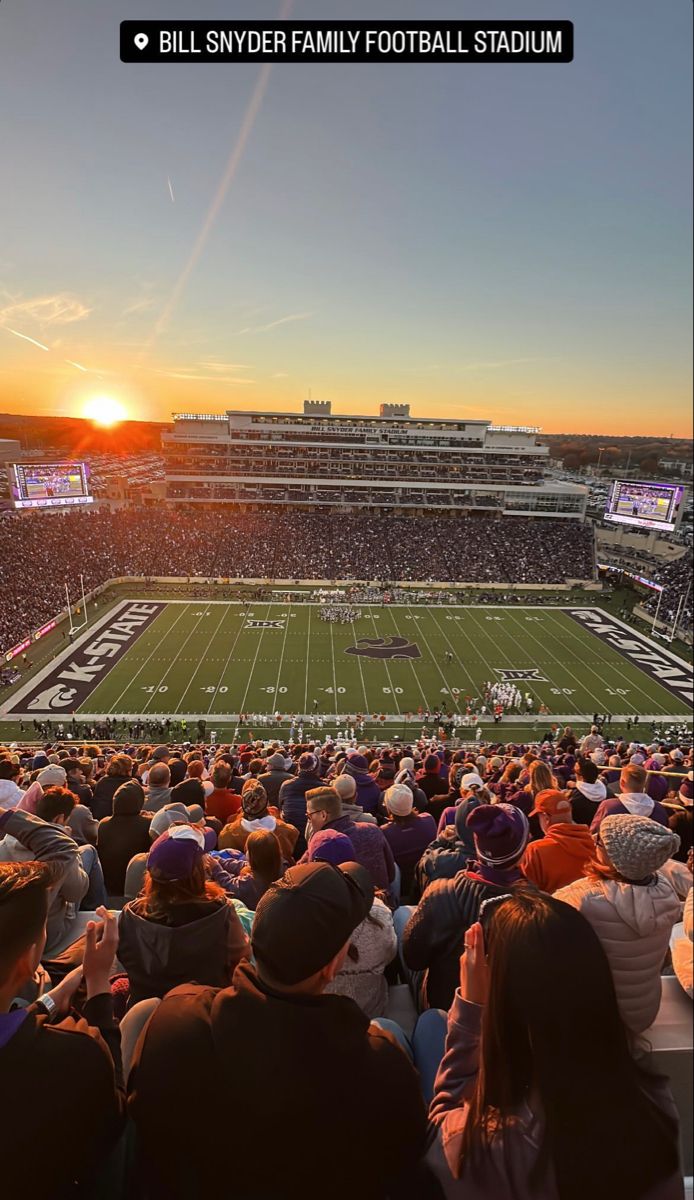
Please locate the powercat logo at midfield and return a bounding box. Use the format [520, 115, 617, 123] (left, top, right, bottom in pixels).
[345, 636, 421, 660]
[567, 609, 694, 708]
[8, 603, 164, 714]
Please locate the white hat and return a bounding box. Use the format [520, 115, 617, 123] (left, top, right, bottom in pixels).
[460, 773, 485, 791]
[385, 784, 414, 817]
[37, 765, 67, 788]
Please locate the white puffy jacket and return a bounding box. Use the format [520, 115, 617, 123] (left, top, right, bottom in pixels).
[555, 872, 682, 1034]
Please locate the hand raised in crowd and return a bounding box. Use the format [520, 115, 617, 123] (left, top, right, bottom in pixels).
[82, 907, 119, 999]
[459, 921, 489, 1008]
[42, 963, 84, 1018]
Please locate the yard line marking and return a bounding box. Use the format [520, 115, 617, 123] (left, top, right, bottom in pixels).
[107, 604, 192, 715]
[403, 604, 456, 715]
[366, 608, 401, 716]
[426, 608, 478, 713]
[328, 621, 339, 717]
[542, 609, 672, 716]
[273, 604, 293, 709]
[387, 606, 429, 710]
[141, 603, 215, 713]
[303, 604, 312, 715]
[494, 609, 588, 716]
[349, 614, 370, 715]
[238, 604, 274, 718]
[440, 607, 507, 705]
[207, 600, 253, 714]
[177, 603, 232, 713]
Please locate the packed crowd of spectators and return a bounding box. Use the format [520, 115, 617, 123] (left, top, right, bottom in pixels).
[0, 508, 595, 652]
[642, 551, 694, 633]
[0, 726, 691, 1197]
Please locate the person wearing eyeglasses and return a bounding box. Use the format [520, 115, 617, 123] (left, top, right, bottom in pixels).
[303, 786, 395, 893]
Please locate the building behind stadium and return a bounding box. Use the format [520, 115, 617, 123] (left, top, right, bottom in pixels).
[162, 400, 588, 519]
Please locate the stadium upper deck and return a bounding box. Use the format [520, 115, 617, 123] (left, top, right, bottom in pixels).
[162, 401, 588, 518]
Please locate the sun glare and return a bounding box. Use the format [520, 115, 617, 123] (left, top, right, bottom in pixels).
[82, 395, 128, 427]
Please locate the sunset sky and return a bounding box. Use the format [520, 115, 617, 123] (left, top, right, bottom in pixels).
[0, 0, 691, 436]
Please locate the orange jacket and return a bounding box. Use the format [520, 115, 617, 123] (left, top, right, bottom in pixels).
[521, 822, 596, 894]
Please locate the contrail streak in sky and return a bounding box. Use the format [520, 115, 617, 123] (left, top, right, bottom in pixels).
[138, 0, 294, 363]
[5, 327, 50, 352]
[167, 176, 175, 203]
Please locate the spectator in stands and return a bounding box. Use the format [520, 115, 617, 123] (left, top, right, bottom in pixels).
[0, 760, 23, 809]
[381, 784, 437, 897]
[437, 773, 491, 836]
[417, 753, 449, 803]
[307, 829, 397, 1017]
[333, 772, 378, 824]
[427, 892, 681, 1200]
[567, 756, 607, 826]
[507, 759, 557, 820]
[590, 763, 670, 834]
[218, 780, 299, 861]
[338, 751, 383, 816]
[185, 758, 213, 797]
[205, 761, 241, 825]
[145, 763, 172, 813]
[671, 884, 693, 1000]
[33, 787, 106, 910]
[97, 781, 152, 897]
[219, 829, 283, 911]
[0, 808, 89, 960]
[278, 750, 323, 853]
[401, 804, 531, 1011]
[62, 758, 93, 807]
[257, 750, 293, 806]
[0, 891, 124, 1197]
[555, 815, 682, 1035]
[303, 786, 395, 892]
[521, 789, 595, 893]
[91, 753, 134, 820]
[128, 861, 427, 1200]
[489, 759, 523, 803]
[415, 803, 477, 897]
[118, 824, 249, 1006]
[580, 724, 604, 755]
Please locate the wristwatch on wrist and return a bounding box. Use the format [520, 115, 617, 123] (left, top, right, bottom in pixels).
[35, 994, 58, 1023]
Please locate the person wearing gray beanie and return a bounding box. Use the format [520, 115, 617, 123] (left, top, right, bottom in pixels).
[555, 814, 682, 1034]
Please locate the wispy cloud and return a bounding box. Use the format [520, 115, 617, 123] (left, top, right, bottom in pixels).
[157, 370, 256, 384]
[461, 357, 555, 371]
[4, 327, 50, 352]
[120, 295, 157, 319]
[236, 311, 313, 335]
[0, 294, 91, 329]
[197, 361, 253, 372]
[271, 371, 289, 379]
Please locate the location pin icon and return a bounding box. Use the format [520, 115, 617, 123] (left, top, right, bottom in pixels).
[134, 33, 149, 50]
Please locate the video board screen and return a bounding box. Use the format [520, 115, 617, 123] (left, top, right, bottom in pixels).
[8, 462, 93, 510]
[604, 479, 685, 533]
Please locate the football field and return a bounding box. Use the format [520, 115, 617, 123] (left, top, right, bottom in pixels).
[3, 599, 692, 733]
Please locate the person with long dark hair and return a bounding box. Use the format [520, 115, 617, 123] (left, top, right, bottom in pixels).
[118, 824, 249, 1006]
[428, 892, 682, 1200]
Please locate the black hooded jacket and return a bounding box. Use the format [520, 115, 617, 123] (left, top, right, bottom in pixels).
[97, 783, 152, 895]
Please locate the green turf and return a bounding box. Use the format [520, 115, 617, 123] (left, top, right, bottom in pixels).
[5, 600, 690, 729]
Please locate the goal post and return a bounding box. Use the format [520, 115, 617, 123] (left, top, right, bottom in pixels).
[65, 573, 89, 638]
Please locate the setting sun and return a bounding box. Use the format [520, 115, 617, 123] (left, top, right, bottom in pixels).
[82, 395, 128, 427]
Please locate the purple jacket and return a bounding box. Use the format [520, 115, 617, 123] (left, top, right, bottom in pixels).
[590, 795, 670, 836]
[304, 815, 396, 891]
[382, 813, 437, 870]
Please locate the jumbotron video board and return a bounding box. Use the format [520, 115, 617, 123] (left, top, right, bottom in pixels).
[8, 462, 93, 510]
[604, 479, 685, 533]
